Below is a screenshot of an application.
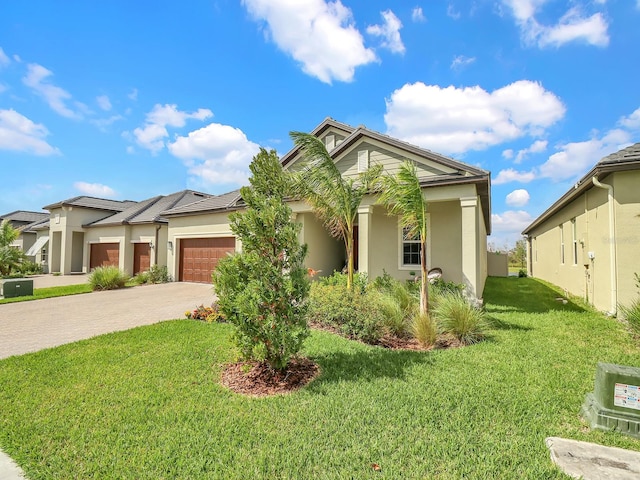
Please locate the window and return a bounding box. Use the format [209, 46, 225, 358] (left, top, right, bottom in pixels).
[402, 227, 421, 266]
[571, 218, 578, 265]
[325, 134, 335, 151]
[41, 247, 48, 263]
[559, 223, 565, 264]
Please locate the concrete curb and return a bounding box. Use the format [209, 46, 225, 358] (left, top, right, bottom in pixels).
[0, 449, 27, 479]
[546, 436, 640, 479]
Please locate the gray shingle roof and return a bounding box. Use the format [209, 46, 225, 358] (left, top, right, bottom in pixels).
[24, 217, 50, 232]
[87, 190, 212, 226]
[43, 196, 137, 212]
[599, 142, 640, 165]
[0, 210, 49, 224]
[161, 190, 242, 217]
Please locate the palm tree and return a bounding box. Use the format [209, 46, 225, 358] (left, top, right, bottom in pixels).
[377, 161, 429, 314]
[0, 219, 24, 276]
[289, 132, 381, 290]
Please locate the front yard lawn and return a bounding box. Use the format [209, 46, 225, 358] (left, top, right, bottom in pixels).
[0, 277, 639, 479]
[0, 284, 93, 304]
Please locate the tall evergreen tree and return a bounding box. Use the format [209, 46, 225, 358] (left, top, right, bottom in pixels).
[213, 148, 309, 371]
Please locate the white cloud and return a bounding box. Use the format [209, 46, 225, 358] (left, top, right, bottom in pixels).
[493, 168, 536, 185]
[128, 88, 138, 101]
[514, 139, 547, 163]
[447, 4, 461, 19]
[22, 63, 81, 119]
[367, 10, 405, 54]
[502, 1, 609, 48]
[412, 7, 426, 22]
[74, 182, 116, 197]
[91, 114, 124, 131]
[0, 48, 10, 67]
[538, 128, 630, 181]
[491, 210, 534, 234]
[502, 149, 514, 159]
[451, 55, 475, 70]
[168, 122, 260, 185]
[506, 189, 530, 207]
[133, 104, 213, 154]
[96, 95, 112, 111]
[384, 80, 565, 155]
[242, 0, 376, 84]
[619, 107, 640, 130]
[0, 108, 60, 156]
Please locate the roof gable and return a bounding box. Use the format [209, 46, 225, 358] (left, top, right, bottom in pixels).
[43, 196, 137, 212]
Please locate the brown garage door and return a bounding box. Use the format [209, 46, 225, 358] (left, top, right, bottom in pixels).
[90, 243, 119, 270]
[179, 237, 235, 283]
[133, 243, 151, 274]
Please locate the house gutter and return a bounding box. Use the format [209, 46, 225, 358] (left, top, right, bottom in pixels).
[591, 176, 617, 315]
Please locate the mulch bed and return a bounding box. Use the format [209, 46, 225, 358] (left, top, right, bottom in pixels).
[221, 357, 320, 397]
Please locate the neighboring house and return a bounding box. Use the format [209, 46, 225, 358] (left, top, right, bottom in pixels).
[0, 210, 49, 259]
[162, 118, 492, 299]
[43, 191, 211, 275]
[522, 143, 640, 315]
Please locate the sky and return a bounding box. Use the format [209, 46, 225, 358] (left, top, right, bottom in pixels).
[1, 0, 639, 247]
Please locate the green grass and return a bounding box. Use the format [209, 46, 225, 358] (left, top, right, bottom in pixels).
[1, 277, 639, 479]
[0, 284, 92, 304]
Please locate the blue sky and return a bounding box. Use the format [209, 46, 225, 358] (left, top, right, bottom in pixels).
[1, 0, 639, 246]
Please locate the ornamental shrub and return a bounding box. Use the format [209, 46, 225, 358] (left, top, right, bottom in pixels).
[433, 292, 490, 345]
[88, 266, 129, 291]
[212, 148, 309, 371]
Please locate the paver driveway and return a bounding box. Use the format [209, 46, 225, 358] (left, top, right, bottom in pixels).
[0, 282, 214, 360]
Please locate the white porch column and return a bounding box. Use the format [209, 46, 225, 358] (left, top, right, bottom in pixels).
[357, 205, 373, 274]
[460, 196, 479, 298]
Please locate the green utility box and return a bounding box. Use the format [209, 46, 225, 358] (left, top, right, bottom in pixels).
[582, 363, 640, 438]
[1, 278, 34, 298]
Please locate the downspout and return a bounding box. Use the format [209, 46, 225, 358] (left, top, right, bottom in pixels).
[154, 225, 161, 266]
[592, 176, 617, 315]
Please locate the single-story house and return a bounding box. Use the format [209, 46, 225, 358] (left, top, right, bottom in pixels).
[43, 191, 211, 275]
[522, 143, 640, 315]
[0, 210, 49, 260]
[162, 118, 492, 299]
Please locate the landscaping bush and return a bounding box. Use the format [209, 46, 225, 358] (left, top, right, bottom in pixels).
[433, 292, 490, 345]
[412, 312, 437, 347]
[16, 260, 43, 275]
[88, 266, 129, 291]
[134, 265, 171, 285]
[186, 303, 225, 323]
[518, 269, 528, 278]
[317, 270, 368, 294]
[307, 283, 385, 343]
[619, 273, 640, 335]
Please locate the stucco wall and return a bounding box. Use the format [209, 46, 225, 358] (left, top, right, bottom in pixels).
[613, 170, 640, 309]
[297, 212, 344, 276]
[526, 171, 640, 314]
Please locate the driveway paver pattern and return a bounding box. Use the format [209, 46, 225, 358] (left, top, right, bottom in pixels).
[0, 282, 214, 360]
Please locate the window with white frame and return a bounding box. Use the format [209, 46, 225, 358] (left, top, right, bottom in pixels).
[571, 218, 578, 265]
[402, 227, 421, 266]
[559, 223, 565, 264]
[41, 247, 48, 263]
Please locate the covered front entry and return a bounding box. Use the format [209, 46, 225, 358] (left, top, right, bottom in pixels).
[178, 237, 235, 283]
[133, 243, 151, 274]
[90, 243, 119, 270]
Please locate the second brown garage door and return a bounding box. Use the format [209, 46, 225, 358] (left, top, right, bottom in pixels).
[179, 237, 235, 283]
[90, 243, 119, 270]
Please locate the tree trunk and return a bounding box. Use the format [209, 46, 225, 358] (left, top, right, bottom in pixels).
[420, 236, 429, 315]
[345, 229, 354, 291]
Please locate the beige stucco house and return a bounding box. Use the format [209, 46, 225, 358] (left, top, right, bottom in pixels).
[43, 191, 210, 275]
[0, 211, 49, 260]
[162, 118, 492, 299]
[522, 143, 640, 315]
